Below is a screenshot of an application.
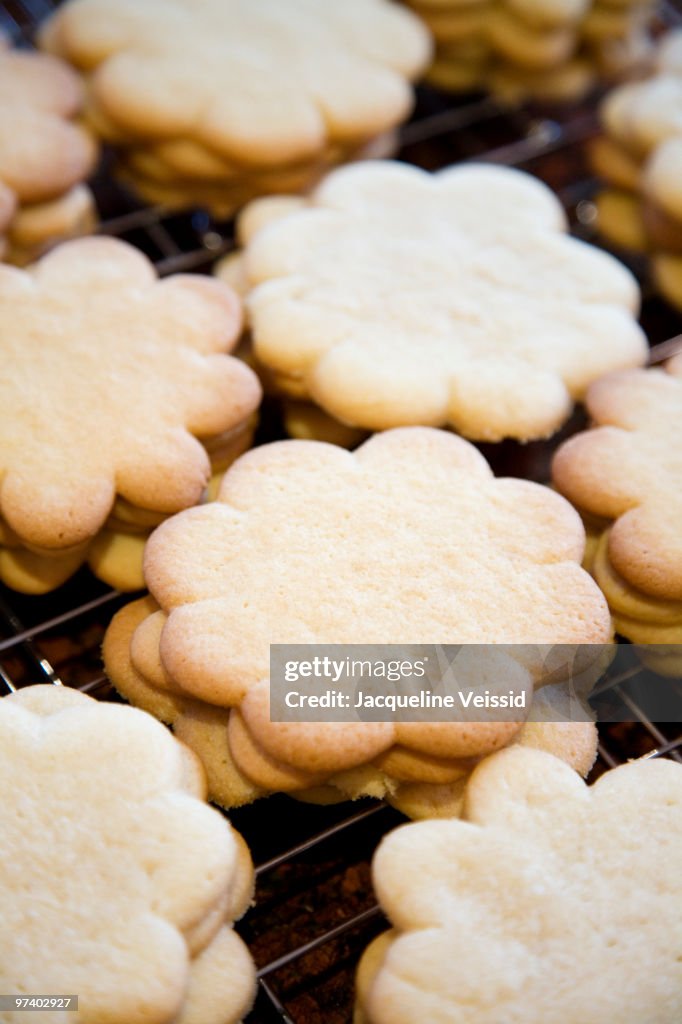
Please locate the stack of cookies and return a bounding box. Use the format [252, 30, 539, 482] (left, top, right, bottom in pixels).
[402, 0, 496, 94]
[1, 684, 256, 1024]
[355, 747, 682, 1023]
[0, 236, 260, 594]
[0, 33, 97, 265]
[404, 0, 596, 100]
[591, 30, 682, 310]
[553, 355, 682, 676]
[579, 0, 655, 80]
[217, 160, 647, 445]
[38, 0, 432, 217]
[404, 0, 655, 101]
[104, 427, 610, 819]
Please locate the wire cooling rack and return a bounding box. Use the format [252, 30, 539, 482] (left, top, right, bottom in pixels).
[1, 1, 682, 1021]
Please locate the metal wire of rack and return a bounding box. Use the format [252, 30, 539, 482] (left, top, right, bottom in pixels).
[1, 0, 682, 1021]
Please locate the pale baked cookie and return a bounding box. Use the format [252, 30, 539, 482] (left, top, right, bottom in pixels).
[645, 138, 682, 234]
[406, 0, 654, 99]
[5, 184, 98, 267]
[39, 0, 430, 215]
[601, 68, 682, 157]
[116, 135, 400, 226]
[487, 9, 577, 70]
[425, 51, 489, 92]
[387, 680, 601, 818]
[355, 746, 682, 1023]
[657, 26, 682, 75]
[103, 427, 610, 812]
[505, 0, 588, 30]
[0, 236, 261, 593]
[232, 160, 645, 441]
[581, 2, 649, 46]
[587, 24, 655, 80]
[281, 399, 369, 448]
[591, 31, 682, 307]
[589, 134, 642, 191]
[653, 252, 682, 311]
[411, 3, 490, 91]
[593, 188, 648, 251]
[0, 42, 97, 262]
[553, 356, 682, 661]
[416, 4, 491, 47]
[0, 684, 255, 1024]
[486, 56, 595, 103]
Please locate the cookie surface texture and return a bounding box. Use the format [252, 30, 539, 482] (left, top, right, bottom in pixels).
[591, 31, 682, 307]
[403, 0, 655, 99]
[40, 0, 431, 167]
[0, 684, 256, 1024]
[356, 747, 682, 1024]
[553, 357, 682, 601]
[241, 161, 646, 440]
[0, 43, 97, 261]
[104, 428, 610, 808]
[0, 236, 260, 589]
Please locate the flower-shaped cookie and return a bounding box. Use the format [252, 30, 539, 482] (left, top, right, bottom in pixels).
[601, 54, 682, 159]
[591, 33, 682, 309]
[592, 29, 682, 202]
[241, 161, 646, 440]
[0, 237, 260, 554]
[144, 427, 610, 686]
[0, 47, 95, 204]
[0, 42, 97, 260]
[40, 0, 431, 166]
[104, 428, 610, 805]
[657, 27, 682, 75]
[553, 357, 682, 601]
[596, 28, 682, 178]
[0, 684, 255, 1024]
[357, 747, 682, 1024]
